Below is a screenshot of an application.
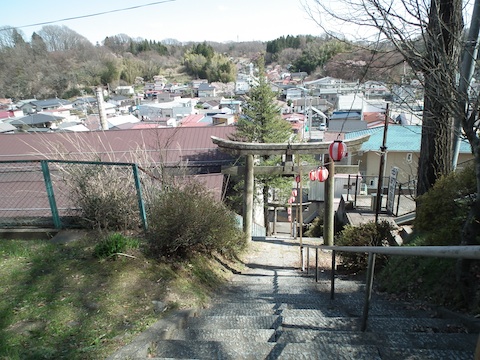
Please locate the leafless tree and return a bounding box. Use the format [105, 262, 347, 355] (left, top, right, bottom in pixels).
[302, 0, 480, 309]
[302, 0, 464, 196]
[38, 25, 92, 52]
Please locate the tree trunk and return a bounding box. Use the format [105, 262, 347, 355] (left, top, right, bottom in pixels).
[416, 0, 462, 196]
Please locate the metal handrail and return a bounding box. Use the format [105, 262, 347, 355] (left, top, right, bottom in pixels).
[304, 244, 480, 331]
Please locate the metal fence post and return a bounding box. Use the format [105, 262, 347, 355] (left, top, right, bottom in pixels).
[41, 160, 61, 229]
[330, 250, 336, 300]
[361, 252, 376, 331]
[132, 164, 148, 232]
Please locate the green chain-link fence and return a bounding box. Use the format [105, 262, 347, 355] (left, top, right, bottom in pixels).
[0, 160, 147, 230]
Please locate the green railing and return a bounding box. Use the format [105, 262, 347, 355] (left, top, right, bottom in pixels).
[0, 160, 147, 231]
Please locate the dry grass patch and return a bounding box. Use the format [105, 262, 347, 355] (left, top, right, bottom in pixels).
[0, 233, 239, 360]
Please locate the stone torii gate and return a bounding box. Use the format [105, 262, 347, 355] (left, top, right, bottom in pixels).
[211, 135, 370, 246]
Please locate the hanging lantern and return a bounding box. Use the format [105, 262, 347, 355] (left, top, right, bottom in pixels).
[309, 169, 317, 181]
[291, 189, 298, 197]
[329, 140, 347, 162]
[287, 207, 291, 215]
[288, 196, 295, 204]
[295, 175, 301, 183]
[288, 215, 292, 222]
[316, 166, 329, 182]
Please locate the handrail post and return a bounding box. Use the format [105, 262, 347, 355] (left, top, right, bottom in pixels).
[306, 246, 310, 274]
[361, 252, 376, 331]
[315, 247, 319, 282]
[330, 250, 336, 300]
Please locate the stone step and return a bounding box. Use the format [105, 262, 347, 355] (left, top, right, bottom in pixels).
[275, 329, 477, 351]
[281, 316, 471, 333]
[185, 315, 282, 330]
[152, 339, 382, 359]
[162, 328, 276, 342]
[281, 303, 439, 318]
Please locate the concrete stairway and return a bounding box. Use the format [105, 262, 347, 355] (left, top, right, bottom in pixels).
[147, 239, 478, 359]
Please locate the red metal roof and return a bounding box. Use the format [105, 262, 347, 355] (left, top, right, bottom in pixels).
[0, 126, 237, 166]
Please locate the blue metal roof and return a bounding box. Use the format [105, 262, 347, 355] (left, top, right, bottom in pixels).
[345, 125, 471, 153]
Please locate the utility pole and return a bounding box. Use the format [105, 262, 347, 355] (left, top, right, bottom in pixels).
[375, 103, 390, 223]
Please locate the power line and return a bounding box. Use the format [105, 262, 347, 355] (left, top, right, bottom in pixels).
[1, 0, 175, 31]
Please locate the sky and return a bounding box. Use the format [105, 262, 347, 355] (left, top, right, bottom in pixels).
[2, 0, 324, 44]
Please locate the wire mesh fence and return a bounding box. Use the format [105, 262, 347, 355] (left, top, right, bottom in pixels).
[0, 160, 147, 229]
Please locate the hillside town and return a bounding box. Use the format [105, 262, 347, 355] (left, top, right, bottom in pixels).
[0, 64, 475, 195]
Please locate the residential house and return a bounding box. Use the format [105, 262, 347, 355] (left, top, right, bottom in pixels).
[180, 114, 209, 127]
[235, 78, 250, 95]
[198, 83, 216, 98]
[220, 99, 242, 114]
[39, 108, 79, 123]
[107, 114, 141, 129]
[304, 77, 360, 104]
[191, 79, 208, 93]
[287, 72, 308, 83]
[212, 113, 235, 126]
[73, 97, 98, 114]
[328, 94, 366, 132]
[363, 81, 391, 99]
[10, 113, 66, 130]
[199, 99, 221, 110]
[107, 95, 134, 114]
[56, 122, 90, 132]
[345, 125, 474, 192]
[114, 86, 134, 96]
[138, 97, 198, 124]
[164, 83, 189, 95]
[291, 97, 332, 126]
[282, 113, 306, 136]
[285, 87, 305, 102]
[0, 122, 16, 133]
[19, 98, 73, 114]
[0, 108, 23, 120]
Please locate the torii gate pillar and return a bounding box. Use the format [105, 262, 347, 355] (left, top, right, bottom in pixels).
[244, 154, 254, 241]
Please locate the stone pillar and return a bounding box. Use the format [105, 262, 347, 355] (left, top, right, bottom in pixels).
[244, 154, 254, 242]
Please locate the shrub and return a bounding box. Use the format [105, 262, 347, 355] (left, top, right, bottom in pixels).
[93, 233, 140, 259]
[304, 212, 324, 237]
[335, 220, 395, 272]
[414, 163, 476, 246]
[64, 164, 141, 230]
[146, 181, 247, 259]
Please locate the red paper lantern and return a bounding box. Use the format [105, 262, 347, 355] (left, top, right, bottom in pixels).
[309, 169, 317, 181]
[329, 140, 347, 161]
[316, 166, 329, 182]
[295, 175, 301, 183]
[291, 189, 298, 197]
[288, 215, 292, 222]
[288, 196, 295, 204]
[287, 207, 291, 215]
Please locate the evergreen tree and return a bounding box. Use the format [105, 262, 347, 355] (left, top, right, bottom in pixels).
[233, 57, 291, 143]
[232, 56, 293, 234]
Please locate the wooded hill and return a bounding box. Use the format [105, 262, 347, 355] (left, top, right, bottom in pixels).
[0, 24, 405, 100]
